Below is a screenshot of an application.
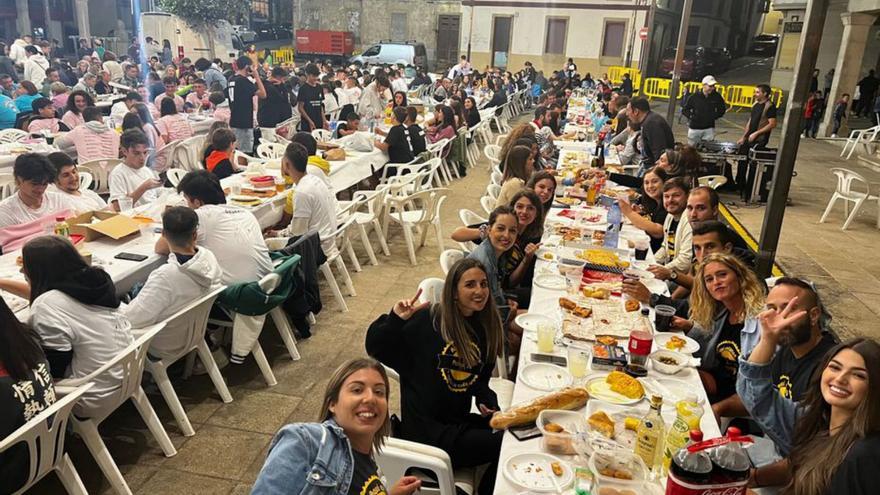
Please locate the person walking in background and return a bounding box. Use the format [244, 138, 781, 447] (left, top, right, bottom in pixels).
[809, 69, 819, 93]
[823, 68, 834, 98]
[831, 94, 849, 138]
[855, 70, 878, 118]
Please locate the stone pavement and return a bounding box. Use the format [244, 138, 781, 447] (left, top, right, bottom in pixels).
[28, 106, 880, 494]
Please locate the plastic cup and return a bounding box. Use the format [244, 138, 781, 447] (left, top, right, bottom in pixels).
[537, 323, 556, 353]
[567, 345, 590, 378]
[230, 182, 242, 196]
[634, 237, 650, 261]
[654, 305, 676, 333]
[565, 271, 582, 296]
[139, 223, 153, 238]
[117, 197, 133, 214]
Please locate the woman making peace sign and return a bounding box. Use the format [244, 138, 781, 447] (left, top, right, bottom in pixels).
[366, 258, 504, 494]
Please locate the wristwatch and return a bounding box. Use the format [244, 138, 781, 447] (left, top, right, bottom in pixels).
[669, 271, 678, 281]
[649, 293, 661, 307]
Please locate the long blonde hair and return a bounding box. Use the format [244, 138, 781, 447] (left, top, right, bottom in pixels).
[433, 258, 503, 368]
[689, 252, 765, 330]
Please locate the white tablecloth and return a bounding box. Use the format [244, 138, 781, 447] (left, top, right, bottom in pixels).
[491, 199, 720, 494]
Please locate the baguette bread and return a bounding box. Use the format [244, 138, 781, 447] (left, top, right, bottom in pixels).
[490, 387, 589, 430]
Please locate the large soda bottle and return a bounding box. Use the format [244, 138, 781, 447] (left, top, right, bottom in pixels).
[667, 430, 712, 488]
[662, 395, 704, 473]
[708, 427, 751, 484]
[604, 202, 621, 249]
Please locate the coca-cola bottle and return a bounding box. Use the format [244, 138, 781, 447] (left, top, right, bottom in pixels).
[708, 427, 751, 484]
[669, 430, 712, 486]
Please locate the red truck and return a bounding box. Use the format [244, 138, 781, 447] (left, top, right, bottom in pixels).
[294, 30, 355, 63]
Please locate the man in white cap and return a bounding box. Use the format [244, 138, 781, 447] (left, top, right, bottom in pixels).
[681, 75, 727, 146]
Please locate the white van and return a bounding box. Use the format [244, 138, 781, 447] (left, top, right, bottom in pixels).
[350, 41, 428, 69]
[140, 12, 240, 62]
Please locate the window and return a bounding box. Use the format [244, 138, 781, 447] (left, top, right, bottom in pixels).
[544, 18, 567, 55]
[601, 21, 626, 58]
[693, 0, 713, 14]
[686, 26, 700, 45]
[391, 13, 408, 41]
[362, 45, 380, 57]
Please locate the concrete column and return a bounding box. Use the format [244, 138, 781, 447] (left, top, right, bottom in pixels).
[821, 11, 876, 136]
[15, 0, 32, 37]
[74, 0, 91, 40]
[42, 0, 62, 43]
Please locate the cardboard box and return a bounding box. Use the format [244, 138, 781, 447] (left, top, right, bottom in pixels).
[69, 211, 141, 242]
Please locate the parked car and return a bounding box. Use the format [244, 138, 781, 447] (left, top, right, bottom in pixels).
[255, 24, 277, 41]
[350, 41, 428, 69]
[232, 24, 256, 44]
[659, 46, 731, 81]
[751, 34, 779, 56]
[276, 23, 293, 39]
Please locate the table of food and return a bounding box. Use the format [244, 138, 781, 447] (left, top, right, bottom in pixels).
[490, 175, 739, 494]
[0, 140, 62, 173]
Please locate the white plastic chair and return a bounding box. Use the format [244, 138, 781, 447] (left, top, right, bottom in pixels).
[78, 171, 93, 191]
[484, 144, 502, 171]
[311, 128, 333, 142]
[0, 382, 94, 495]
[490, 170, 503, 186]
[819, 167, 880, 230]
[439, 249, 465, 275]
[459, 208, 486, 227]
[321, 216, 360, 311]
[480, 195, 495, 216]
[136, 286, 231, 437]
[0, 128, 29, 143]
[386, 188, 449, 265]
[152, 139, 180, 174]
[426, 138, 453, 185]
[375, 437, 466, 495]
[351, 188, 392, 260]
[417, 277, 445, 304]
[54, 324, 175, 495]
[165, 168, 188, 187]
[379, 157, 421, 184]
[486, 183, 501, 201]
[256, 141, 287, 160]
[77, 158, 121, 195]
[0, 172, 16, 200]
[697, 175, 728, 190]
[170, 135, 205, 172]
[841, 125, 880, 159]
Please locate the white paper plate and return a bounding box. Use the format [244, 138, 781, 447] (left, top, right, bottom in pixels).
[514, 313, 555, 334]
[534, 273, 566, 291]
[503, 452, 573, 493]
[653, 332, 700, 354]
[638, 376, 705, 406]
[228, 194, 263, 203]
[520, 363, 572, 391]
[585, 374, 644, 405]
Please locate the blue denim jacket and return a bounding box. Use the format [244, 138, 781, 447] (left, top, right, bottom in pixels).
[252, 419, 355, 495]
[736, 358, 804, 457]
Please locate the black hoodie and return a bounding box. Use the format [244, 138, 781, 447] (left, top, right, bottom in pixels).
[49, 267, 119, 309]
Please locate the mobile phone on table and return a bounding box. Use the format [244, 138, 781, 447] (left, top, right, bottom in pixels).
[531, 353, 567, 367]
[114, 252, 149, 262]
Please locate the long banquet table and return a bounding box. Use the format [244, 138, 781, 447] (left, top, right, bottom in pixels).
[491, 183, 721, 494]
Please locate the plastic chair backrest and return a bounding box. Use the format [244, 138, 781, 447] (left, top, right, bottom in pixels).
[0, 172, 16, 200]
[832, 167, 869, 200]
[439, 249, 465, 275]
[0, 382, 94, 493]
[256, 142, 287, 160]
[375, 438, 457, 495]
[153, 286, 226, 357]
[459, 208, 486, 226]
[56, 323, 164, 422]
[484, 144, 502, 163]
[77, 158, 121, 194]
[393, 188, 447, 224]
[166, 168, 188, 187]
[490, 170, 503, 185]
[486, 183, 501, 200]
[427, 138, 449, 159]
[480, 195, 495, 215]
[0, 128, 29, 143]
[78, 171, 93, 191]
[697, 175, 727, 190]
[172, 135, 205, 172]
[153, 139, 180, 173]
[417, 277, 445, 304]
[311, 129, 333, 142]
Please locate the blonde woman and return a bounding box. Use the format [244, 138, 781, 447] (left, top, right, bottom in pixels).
[366, 258, 504, 495]
[253, 358, 421, 495]
[498, 122, 536, 171]
[677, 252, 765, 404]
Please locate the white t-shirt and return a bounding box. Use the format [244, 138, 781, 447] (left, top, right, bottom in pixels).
[108, 163, 160, 206]
[50, 187, 107, 214]
[0, 191, 77, 229]
[291, 174, 338, 257]
[30, 289, 134, 415]
[195, 204, 273, 285]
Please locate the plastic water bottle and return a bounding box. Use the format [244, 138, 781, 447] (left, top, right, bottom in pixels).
[604, 202, 621, 249]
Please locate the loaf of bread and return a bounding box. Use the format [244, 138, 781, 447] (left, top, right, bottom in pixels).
[490, 387, 589, 430]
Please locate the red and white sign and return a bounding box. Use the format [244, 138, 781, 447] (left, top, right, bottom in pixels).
[639, 27, 649, 40]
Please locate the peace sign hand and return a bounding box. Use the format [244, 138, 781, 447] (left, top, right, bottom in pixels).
[392, 288, 430, 320]
[758, 296, 807, 345]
